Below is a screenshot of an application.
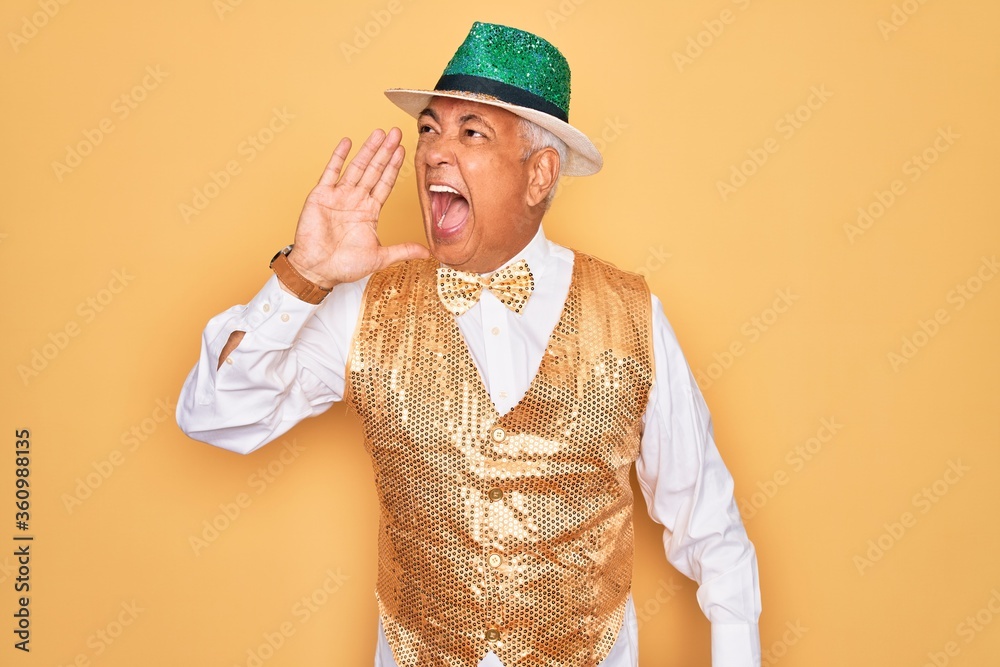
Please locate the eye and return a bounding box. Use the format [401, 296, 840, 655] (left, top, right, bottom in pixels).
[465, 128, 485, 138]
[418, 123, 436, 134]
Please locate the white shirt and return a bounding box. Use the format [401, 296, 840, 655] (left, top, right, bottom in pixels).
[177, 225, 762, 667]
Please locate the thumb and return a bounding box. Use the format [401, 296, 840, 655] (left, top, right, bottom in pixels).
[377, 242, 430, 270]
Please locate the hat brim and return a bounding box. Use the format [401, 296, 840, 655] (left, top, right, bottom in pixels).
[384, 88, 603, 177]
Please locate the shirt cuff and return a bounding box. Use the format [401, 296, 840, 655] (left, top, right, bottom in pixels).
[241, 274, 322, 346]
[711, 622, 761, 667]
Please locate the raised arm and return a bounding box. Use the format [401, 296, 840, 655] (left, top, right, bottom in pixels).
[176, 128, 428, 454]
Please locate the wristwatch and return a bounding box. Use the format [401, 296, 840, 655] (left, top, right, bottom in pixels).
[269, 245, 332, 304]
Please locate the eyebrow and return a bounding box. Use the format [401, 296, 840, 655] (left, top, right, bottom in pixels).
[416, 108, 495, 133]
[459, 113, 494, 132]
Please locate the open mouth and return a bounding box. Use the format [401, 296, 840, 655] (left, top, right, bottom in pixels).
[428, 184, 470, 237]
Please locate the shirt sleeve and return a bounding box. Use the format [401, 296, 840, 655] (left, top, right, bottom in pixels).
[175, 273, 367, 455]
[635, 294, 762, 667]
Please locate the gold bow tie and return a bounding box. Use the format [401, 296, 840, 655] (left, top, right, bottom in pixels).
[436, 259, 535, 316]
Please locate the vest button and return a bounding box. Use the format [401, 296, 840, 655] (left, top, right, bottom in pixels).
[485, 627, 500, 641]
[490, 427, 506, 442]
[488, 552, 503, 568]
[487, 487, 503, 501]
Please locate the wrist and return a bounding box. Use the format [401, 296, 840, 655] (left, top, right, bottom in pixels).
[285, 248, 337, 290]
[269, 246, 335, 304]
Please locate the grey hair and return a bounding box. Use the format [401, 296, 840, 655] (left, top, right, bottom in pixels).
[517, 117, 568, 210]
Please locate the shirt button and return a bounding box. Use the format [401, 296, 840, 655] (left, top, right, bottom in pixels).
[491, 326, 500, 336]
[490, 427, 506, 442]
[263, 303, 271, 312]
[498, 390, 508, 399]
[488, 552, 503, 568]
[280, 313, 290, 322]
[487, 487, 503, 502]
[225, 357, 233, 365]
[485, 628, 500, 641]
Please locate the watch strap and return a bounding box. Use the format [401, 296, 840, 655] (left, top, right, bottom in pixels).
[269, 246, 332, 305]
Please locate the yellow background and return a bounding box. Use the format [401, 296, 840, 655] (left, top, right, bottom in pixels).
[3, 0, 999, 665]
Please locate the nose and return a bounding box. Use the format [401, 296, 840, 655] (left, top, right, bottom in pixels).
[421, 133, 456, 167]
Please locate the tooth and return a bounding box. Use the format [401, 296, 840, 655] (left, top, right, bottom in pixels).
[429, 184, 459, 194]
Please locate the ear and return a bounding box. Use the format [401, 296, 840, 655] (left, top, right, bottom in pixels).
[525, 147, 560, 208]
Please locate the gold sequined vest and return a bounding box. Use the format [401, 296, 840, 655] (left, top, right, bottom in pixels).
[346, 251, 654, 667]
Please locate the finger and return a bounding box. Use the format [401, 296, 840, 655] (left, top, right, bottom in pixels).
[356, 126, 403, 192]
[370, 144, 406, 205]
[316, 137, 352, 187]
[339, 128, 387, 186]
[378, 241, 430, 270]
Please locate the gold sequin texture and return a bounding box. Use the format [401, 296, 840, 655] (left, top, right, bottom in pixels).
[347, 251, 654, 667]
[436, 258, 535, 316]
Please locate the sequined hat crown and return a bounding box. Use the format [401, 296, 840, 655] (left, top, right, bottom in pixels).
[385, 22, 603, 176]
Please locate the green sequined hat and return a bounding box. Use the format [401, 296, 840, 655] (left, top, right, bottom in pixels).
[385, 21, 602, 176]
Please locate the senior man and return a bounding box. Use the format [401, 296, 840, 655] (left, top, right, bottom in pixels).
[177, 21, 761, 667]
